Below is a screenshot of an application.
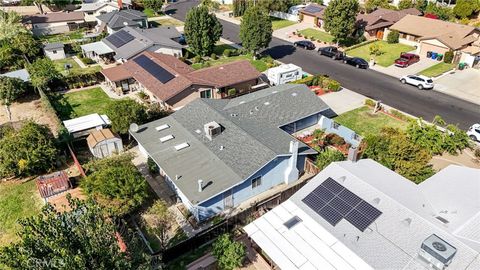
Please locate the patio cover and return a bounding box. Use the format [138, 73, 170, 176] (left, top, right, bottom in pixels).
[81, 41, 114, 55]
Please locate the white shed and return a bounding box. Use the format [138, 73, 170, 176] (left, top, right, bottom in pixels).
[63, 113, 111, 138]
[87, 128, 123, 158]
[267, 64, 303, 85]
[44, 42, 66, 60]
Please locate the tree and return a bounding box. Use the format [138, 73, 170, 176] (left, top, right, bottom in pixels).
[386, 30, 399, 43]
[27, 58, 61, 91]
[415, 0, 428, 11]
[82, 153, 149, 216]
[0, 196, 150, 269]
[142, 200, 174, 251]
[142, 0, 164, 14]
[365, 0, 390, 13]
[323, 0, 359, 45]
[233, 0, 251, 17]
[105, 99, 147, 134]
[200, 0, 220, 11]
[0, 76, 27, 120]
[184, 6, 223, 56]
[257, 0, 301, 12]
[316, 148, 345, 170]
[0, 121, 57, 178]
[453, 0, 480, 18]
[239, 6, 272, 57]
[0, 11, 26, 40]
[369, 42, 382, 58]
[398, 0, 414, 9]
[212, 234, 246, 270]
[425, 2, 453, 21]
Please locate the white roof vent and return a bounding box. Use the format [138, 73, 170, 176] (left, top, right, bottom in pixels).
[264, 102, 270, 105]
[272, 90, 278, 94]
[174, 142, 190, 151]
[195, 129, 201, 134]
[239, 101, 245, 104]
[419, 234, 457, 269]
[204, 121, 222, 141]
[160, 135, 174, 143]
[254, 106, 259, 111]
[155, 124, 170, 131]
[292, 92, 297, 97]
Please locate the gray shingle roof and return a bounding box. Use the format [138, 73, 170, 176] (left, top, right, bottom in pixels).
[97, 9, 146, 29]
[44, 42, 64, 50]
[131, 84, 330, 204]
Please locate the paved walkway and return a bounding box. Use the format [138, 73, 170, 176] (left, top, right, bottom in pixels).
[272, 22, 310, 41]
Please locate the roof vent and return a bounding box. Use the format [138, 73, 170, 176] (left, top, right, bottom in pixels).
[402, 217, 412, 227]
[249, 110, 254, 115]
[264, 102, 270, 105]
[292, 92, 297, 97]
[220, 145, 224, 150]
[155, 124, 169, 131]
[230, 113, 238, 117]
[160, 135, 174, 143]
[195, 129, 201, 134]
[239, 101, 245, 104]
[174, 142, 190, 151]
[129, 123, 139, 132]
[198, 179, 203, 192]
[272, 90, 278, 94]
[419, 234, 457, 269]
[254, 106, 259, 111]
[204, 121, 221, 141]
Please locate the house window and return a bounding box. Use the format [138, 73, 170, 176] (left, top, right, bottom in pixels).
[332, 122, 340, 129]
[200, 89, 212, 99]
[52, 50, 57, 54]
[251, 176, 262, 189]
[87, 12, 94, 15]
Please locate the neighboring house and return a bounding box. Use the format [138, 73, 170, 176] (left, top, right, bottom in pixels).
[244, 159, 480, 270]
[101, 51, 261, 109]
[288, 4, 307, 16]
[299, 4, 327, 28]
[81, 26, 183, 63]
[96, 9, 147, 34]
[87, 128, 123, 158]
[388, 15, 480, 64]
[43, 42, 66, 60]
[356, 8, 421, 39]
[267, 63, 303, 86]
[0, 69, 30, 82]
[63, 113, 111, 138]
[23, 11, 85, 36]
[78, 1, 120, 23]
[130, 84, 334, 222]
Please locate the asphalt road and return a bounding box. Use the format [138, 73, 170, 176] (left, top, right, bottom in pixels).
[166, 0, 479, 129]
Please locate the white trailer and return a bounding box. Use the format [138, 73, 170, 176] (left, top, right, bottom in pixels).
[267, 64, 303, 86]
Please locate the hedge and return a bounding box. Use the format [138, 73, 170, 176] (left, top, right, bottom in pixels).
[63, 72, 103, 89]
[344, 39, 377, 52]
[290, 75, 342, 92]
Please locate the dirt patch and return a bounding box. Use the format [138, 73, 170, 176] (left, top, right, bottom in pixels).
[47, 187, 86, 212]
[0, 94, 60, 135]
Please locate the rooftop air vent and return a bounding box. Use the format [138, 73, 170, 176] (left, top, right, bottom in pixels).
[204, 121, 221, 141]
[160, 135, 174, 143]
[155, 124, 169, 131]
[174, 142, 190, 151]
[292, 93, 297, 97]
[419, 234, 457, 269]
[264, 102, 270, 105]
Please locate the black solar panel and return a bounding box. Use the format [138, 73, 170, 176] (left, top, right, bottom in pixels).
[302, 178, 383, 232]
[133, 55, 175, 83]
[105, 30, 134, 48]
[304, 5, 323, 14]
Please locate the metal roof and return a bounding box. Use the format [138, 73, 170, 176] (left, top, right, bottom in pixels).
[0, 69, 30, 82]
[44, 42, 64, 50]
[80, 41, 114, 55]
[63, 113, 111, 133]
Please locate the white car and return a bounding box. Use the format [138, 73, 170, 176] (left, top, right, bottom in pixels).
[467, 123, 480, 142]
[400, 75, 434, 90]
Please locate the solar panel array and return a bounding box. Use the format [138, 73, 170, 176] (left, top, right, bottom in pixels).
[105, 30, 134, 48]
[303, 5, 323, 14]
[133, 55, 175, 83]
[302, 177, 382, 232]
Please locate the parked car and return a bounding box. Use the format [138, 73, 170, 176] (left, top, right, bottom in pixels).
[467, 123, 480, 141]
[318, 46, 344, 60]
[294, 40, 316, 50]
[400, 75, 434, 89]
[394, 53, 420, 67]
[343, 57, 369, 69]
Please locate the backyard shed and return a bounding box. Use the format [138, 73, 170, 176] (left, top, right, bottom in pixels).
[87, 128, 123, 158]
[63, 113, 111, 138]
[36, 171, 71, 200]
[43, 42, 66, 60]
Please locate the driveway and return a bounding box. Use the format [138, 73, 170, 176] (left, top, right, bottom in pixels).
[370, 56, 439, 78]
[434, 68, 480, 105]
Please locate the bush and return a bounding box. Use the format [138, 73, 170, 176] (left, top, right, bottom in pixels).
[315, 148, 345, 170]
[386, 30, 399, 44]
[137, 91, 148, 100]
[344, 39, 376, 52]
[325, 79, 341, 92]
[444, 50, 454, 64]
[475, 148, 480, 158]
[325, 133, 346, 146]
[223, 49, 232, 57]
[227, 88, 237, 96]
[389, 109, 413, 122]
[365, 99, 376, 107]
[210, 53, 217, 60]
[192, 55, 203, 63]
[79, 57, 95, 65]
[63, 72, 102, 89]
[147, 157, 159, 174]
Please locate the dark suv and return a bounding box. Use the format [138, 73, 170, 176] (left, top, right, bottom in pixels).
[394, 53, 420, 67]
[318, 46, 344, 60]
[294, 40, 316, 50]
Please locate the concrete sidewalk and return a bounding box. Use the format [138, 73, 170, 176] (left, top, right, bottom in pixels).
[319, 88, 366, 115]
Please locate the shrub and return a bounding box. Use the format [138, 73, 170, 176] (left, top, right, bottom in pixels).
[210, 53, 218, 60]
[313, 129, 326, 141]
[325, 79, 341, 92]
[475, 148, 480, 158]
[80, 57, 95, 65]
[223, 49, 232, 57]
[386, 30, 399, 44]
[310, 36, 316, 41]
[325, 133, 346, 146]
[315, 148, 345, 170]
[389, 109, 413, 122]
[193, 55, 203, 63]
[365, 99, 376, 107]
[147, 157, 159, 174]
[444, 50, 454, 64]
[227, 88, 237, 96]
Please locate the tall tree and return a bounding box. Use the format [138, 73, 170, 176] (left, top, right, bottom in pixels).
[453, 0, 480, 18]
[0, 196, 151, 269]
[323, 0, 359, 45]
[142, 200, 174, 251]
[398, 0, 414, 9]
[0, 76, 27, 120]
[239, 6, 272, 57]
[212, 234, 246, 270]
[105, 99, 147, 134]
[364, 0, 390, 12]
[200, 0, 220, 11]
[142, 0, 164, 14]
[184, 6, 223, 56]
[27, 58, 61, 91]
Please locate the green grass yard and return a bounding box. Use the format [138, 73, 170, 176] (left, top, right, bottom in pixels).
[0, 180, 43, 247]
[53, 58, 101, 76]
[191, 55, 270, 72]
[37, 29, 84, 43]
[334, 106, 408, 137]
[271, 17, 297, 30]
[418, 62, 454, 77]
[299, 28, 334, 43]
[346, 41, 415, 67]
[149, 17, 184, 27]
[51, 87, 115, 120]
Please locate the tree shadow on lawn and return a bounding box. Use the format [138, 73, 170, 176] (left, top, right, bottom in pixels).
[261, 44, 296, 60]
[48, 93, 78, 120]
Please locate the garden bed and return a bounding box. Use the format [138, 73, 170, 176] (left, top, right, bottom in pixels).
[345, 40, 415, 67]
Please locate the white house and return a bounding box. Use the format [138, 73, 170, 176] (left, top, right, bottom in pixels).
[267, 63, 303, 85]
[43, 42, 66, 60]
[78, 1, 120, 23]
[87, 128, 123, 158]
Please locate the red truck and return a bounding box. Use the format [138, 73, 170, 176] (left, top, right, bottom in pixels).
[394, 53, 420, 67]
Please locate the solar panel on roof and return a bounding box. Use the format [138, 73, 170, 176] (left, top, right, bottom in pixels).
[302, 177, 383, 232]
[133, 55, 175, 83]
[303, 5, 323, 14]
[105, 30, 134, 48]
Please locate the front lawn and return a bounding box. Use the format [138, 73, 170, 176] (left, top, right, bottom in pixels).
[51, 87, 115, 120]
[346, 41, 415, 67]
[271, 17, 297, 30]
[53, 58, 101, 76]
[191, 55, 270, 72]
[149, 17, 184, 27]
[143, 8, 157, 18]
[0, 180, 43, 247]
[418, 62, 454, 78]
[299, 28, 334, 43]
[334, 106, 408, 137]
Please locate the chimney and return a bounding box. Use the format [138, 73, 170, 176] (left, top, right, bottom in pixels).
[348, 146, 359, 162]
[198, 179, 203, 192]
[284, 141, 299, 185]
[117, 0, 123, 9]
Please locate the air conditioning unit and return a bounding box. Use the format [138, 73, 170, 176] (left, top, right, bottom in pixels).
[204, 121, 222, 141]
[419, 234, 457, 269]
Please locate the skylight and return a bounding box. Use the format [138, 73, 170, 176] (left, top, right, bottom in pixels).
[155, 124, 169, 131]
[160, 135, 174, 143]
[284, 216, 302, 229]
[174, 142, 190, 151]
